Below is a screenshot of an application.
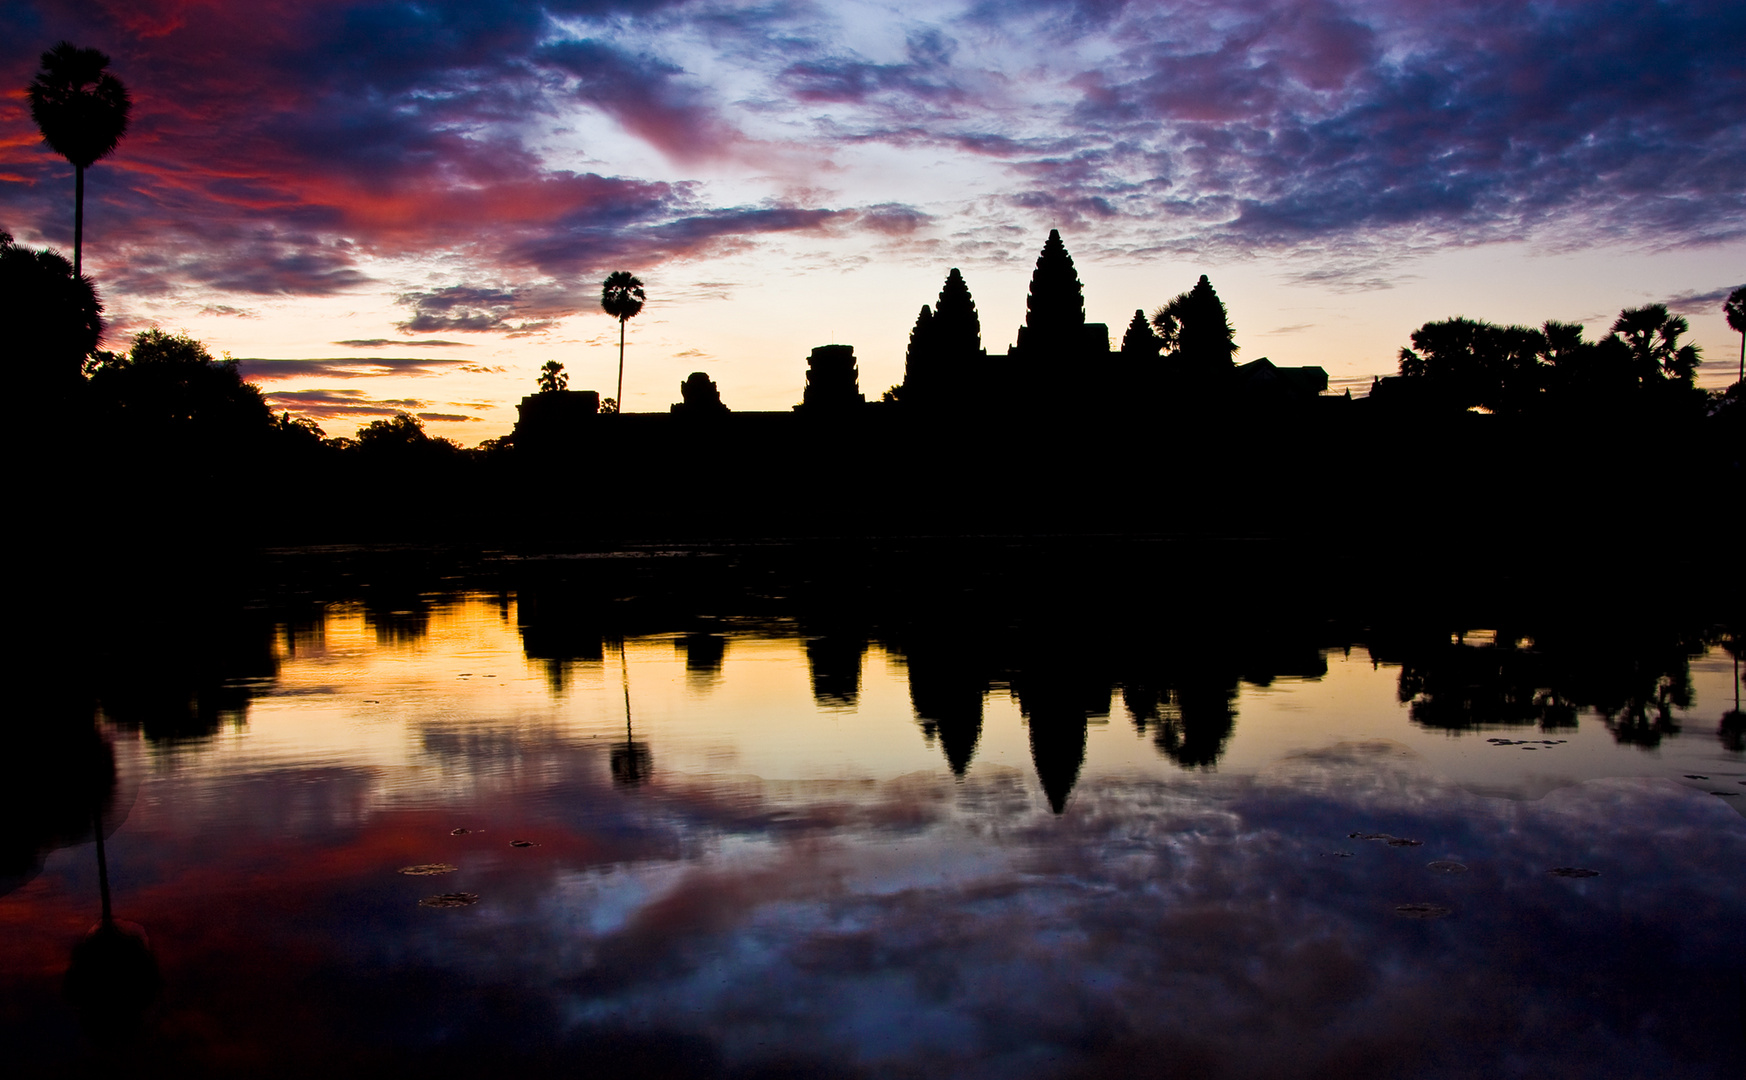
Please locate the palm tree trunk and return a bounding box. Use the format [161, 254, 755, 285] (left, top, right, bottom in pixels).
[93, 806, 112, 926]
[73, 163, 84, 279]
[616, 317, 626, 411]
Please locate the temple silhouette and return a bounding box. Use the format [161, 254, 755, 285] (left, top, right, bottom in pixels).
[512, 229, 1331, 449]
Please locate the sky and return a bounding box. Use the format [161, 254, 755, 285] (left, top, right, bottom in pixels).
[3, 0, 1743, 441]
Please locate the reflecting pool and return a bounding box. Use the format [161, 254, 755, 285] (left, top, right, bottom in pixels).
[4, 557, 1743, 1078]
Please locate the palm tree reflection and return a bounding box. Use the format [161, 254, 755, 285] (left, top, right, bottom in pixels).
[1720, 631, 1743, 754]
[64, 779, 159, 1044]
[611, 645, 652, 786]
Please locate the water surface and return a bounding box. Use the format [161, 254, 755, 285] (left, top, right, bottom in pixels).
[5, 578, 1742, 1078]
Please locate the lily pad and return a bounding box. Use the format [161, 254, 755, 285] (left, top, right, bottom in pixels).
[1394, 903, 1452, 919]
[450, 828, 472, 836]
[1347, 832, 1423, 847]
[1548, 867, 1600, 878]
[419, 893, 478, 909]
[398, 863, 457, 876]
[1685, 774, 1709, 780]
[1711, 791, 1739, 797]
[510, 840, 538, 848]
[1427, 860, 1468, 874]
[1321, 851, 1355, 858]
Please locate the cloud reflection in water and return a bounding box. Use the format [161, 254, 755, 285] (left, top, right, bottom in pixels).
[3, 589, 1741, 1078]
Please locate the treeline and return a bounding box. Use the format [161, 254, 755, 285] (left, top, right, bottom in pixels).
[7, 224, 1743, 551]
[1377, 303, 1733, 416]
[81, 325, 498, 467]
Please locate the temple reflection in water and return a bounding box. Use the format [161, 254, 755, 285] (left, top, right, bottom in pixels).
[3, 549, 1740, 1079]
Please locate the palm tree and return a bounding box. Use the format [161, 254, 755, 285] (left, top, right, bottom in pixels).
[1610, 304, 1701, 385]
[1724, 286, 1746, 387]
[28, 42, 132, 280]
[600, 271, 645, 412]
[537, 359, 567, 393]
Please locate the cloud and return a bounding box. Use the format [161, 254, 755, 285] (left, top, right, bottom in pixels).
[1062, 0, 1746, 253]
[3, 0, 1741, 321]
[506, 202, 852, 280]
[262, 387, 429, 419]
[0, 4, 835, 305]
[332, 338, 473, 348]
[1664, 285, 1744, 316]
[778, 29, 966, 108]
[199, 305, 258, 318]
[415, 412, 481, 423]
[393, 285, 563, 335]
[1279, 265, 1402, 293]
[537, 39, 744, 164]
[103, 231, 373, 298]
[661, 281, 739, 304]
[855, 203, 933, 236]
[238, 357, 467, 381]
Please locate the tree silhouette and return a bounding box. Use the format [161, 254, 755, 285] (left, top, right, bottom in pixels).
[1149, 298, 1182, 352]
[1611, 304, 1700, 386]
[1535, 319, 1631, 404]
[1724, 286, 1746, 386]
[275, 410, 325, 449]
[1397, 316, 1546, 413]
[1, 230, 101, 396]
[28, 42, 131, 280]
[537, 359, 567, 393]
[354, 412, 459, 460]
[1539, 320, 1586, 364]
[601, 271, 645, 412]
[85, 329, 285, 468]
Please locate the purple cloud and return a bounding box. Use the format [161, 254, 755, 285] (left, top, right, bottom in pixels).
[332, 338, 472, 348]
[2, 0, 1739, 317]
[239, 357, 467, 381]
[1664, 285, 1744, 316]
[262, 387, 429, 419]
[538, 39, 744, 163]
